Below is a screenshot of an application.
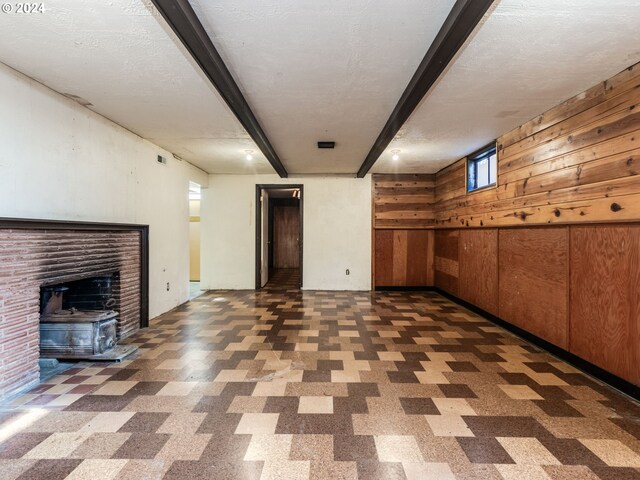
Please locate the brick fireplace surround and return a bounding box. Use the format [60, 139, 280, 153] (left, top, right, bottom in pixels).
[0, 219, 149, 399]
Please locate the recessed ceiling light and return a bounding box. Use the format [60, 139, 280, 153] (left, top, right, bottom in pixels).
[391, 149, 400, 161]
[245, 150, 254, 161]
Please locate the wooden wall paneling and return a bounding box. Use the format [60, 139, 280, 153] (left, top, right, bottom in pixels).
[373, 174, 436, 229]
[374, 230, 394, 287]
[569, 225, 640, 385]
[374, 229, 433, 287]
[434, 230, 460, 295]
[498, 227, 569, 348]
[458, 229, 498, 315]
[274, 206, 300, 268]
[434, 61, 640, 229]
[406, 230, 434, 286]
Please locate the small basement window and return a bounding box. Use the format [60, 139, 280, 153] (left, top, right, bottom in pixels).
[467, 143, 497, 193]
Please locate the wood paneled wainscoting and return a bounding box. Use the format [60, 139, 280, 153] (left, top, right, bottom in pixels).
[434, 224, 640, 391]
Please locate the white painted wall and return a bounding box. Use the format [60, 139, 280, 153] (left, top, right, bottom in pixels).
[201, 174, 372, 291]
[0, 63, 208, 318]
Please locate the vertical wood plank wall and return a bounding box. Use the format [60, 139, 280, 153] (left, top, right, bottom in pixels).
[374, 62, 640, 386]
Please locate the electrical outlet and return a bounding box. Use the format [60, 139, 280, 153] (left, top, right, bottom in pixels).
[346, 269, 350, 276]
[166, 282, 170, 291]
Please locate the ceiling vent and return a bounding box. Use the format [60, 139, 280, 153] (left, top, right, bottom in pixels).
[317, 141, 335, 149]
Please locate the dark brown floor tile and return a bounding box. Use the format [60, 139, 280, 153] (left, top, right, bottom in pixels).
[164, 460, 263, 480]
[112, 433, 171, 459]
[438, 384, 478, 399]
[539, 437, 606, 467]
[610, 418, 640, 440]
[0, 433, 51, 459]
[534, 399, 584, 417]
[463, 416, 552, 438]
[348, 383, 380, 397]
[118, 412, 171, 432]
[457, 437, 515, 464]
[356, 460, 407, 480]
[17, 459, 82, 480]
[63, 395, 132, 412]
[197, 413, 242, 436]
[387, 371, 420, 384]
[333, 395, 368, 414]
[263, 396, 299, 413]
[303, 370, 332, 382]
[399, 397, 439, 415]
[334, 434, 377, 461]
[590, 466, 640, 480]
[276, 413, 354, 435]
[447, 361, 480, 372]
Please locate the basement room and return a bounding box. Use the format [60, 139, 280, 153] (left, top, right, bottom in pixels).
[0, 1, 639, 479]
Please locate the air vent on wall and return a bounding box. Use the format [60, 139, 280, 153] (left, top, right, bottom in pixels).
[317, 141, 335, 149]
[157, 155, 167, 165]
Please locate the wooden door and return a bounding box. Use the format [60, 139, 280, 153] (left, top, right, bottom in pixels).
[274, 206, 300, 268]
[459, 229, 498, 315]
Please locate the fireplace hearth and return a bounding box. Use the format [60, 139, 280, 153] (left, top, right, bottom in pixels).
[39, 275, 137, 361]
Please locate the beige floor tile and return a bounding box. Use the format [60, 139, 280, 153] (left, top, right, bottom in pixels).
[66, 459, 128, 480]
[499, 384, 543, 400]
[580, 439, 640, 467]
[496, 464, 551, 480]
[79, 412, 135, 433]
[425, 414, 474, 437]
[244, 434, 293, 461]
[432, 398, 476, 416]
[375, 435, 424, 462]
[403, 462, 455, 480]
[497, 437, 561, 465]
[24, 432, 92, 458]
[214, 369, 249, 382]
[415, 371, 449, 384]
[298, 396, 333, 414]
[92, 381, 138, 396]
[156, 381, 198, 396]
[235, 413, 280, 434]
[260, 460, 310, 480]
[252, 381, 288, 397]
[331, 371, 360, 383]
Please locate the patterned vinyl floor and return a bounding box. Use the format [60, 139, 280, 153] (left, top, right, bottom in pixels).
[1, 286, 639, 479]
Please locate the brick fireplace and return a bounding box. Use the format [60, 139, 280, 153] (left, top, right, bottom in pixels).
[0, 219, 148, 399]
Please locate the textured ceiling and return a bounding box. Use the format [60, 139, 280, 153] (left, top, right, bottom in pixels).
[190, 0, 455, 174]
[372, 0, 640, 173]
[1, 1, 639, 176]
[0, 0, 274, 174]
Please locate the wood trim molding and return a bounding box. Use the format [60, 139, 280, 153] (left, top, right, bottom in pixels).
[0, 217, 150, 328]
[356, 0, 494, 177]
[151, 0, 288, 178]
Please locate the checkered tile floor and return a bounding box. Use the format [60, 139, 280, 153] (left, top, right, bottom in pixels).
[1, 288, 639, 479]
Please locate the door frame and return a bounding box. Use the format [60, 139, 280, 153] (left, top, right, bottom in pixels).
[255, 184, 304, 289]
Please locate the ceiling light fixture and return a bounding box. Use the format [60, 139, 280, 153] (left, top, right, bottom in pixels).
[391, 149, 400, 161]
[245, 150, 254, 161]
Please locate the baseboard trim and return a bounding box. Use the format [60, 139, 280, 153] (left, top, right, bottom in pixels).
[432, 287, 640, 402]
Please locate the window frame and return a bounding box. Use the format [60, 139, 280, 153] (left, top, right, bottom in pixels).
[466, 142, 498, 194]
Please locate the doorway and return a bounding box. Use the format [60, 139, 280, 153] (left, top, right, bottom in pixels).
[255, 184, 303, 290]
[189, 181, 203, 299]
